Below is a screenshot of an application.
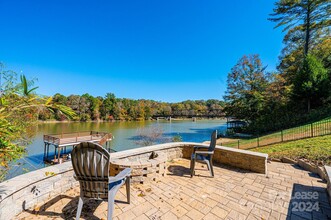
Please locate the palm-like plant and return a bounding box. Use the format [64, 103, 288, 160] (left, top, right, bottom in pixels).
[0, 65, 76, 180]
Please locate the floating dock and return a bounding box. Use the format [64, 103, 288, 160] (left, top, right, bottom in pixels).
[43, 131, 113, 164]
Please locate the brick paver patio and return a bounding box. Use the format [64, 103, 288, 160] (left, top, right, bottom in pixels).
[16, 159, 331, 220]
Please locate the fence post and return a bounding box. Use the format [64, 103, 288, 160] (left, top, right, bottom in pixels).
[311, 123, 314, 137]
[237, 140, 240, 149]
[281, 130, 283, 142]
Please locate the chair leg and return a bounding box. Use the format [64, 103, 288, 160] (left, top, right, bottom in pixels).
[206, 162, 210, 170]
[107, 191, 116, 220]
[126, 177, 131, 204]
[207, 160, 214, 177]
[190, 158, 196, 177]
[76, 196, 84, 220]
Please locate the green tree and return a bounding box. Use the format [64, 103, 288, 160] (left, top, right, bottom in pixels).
[269, 0, 331, 55]
[53, 93, 67, 105]
[270, 0, 331, 87]
[0, 63, 75, 180]
[224, 55, 268, 122]
[293, 54, 329, 112]
[82, 93, 101, 121]
[313, 37, 331, 72]
[100, 93, 116, 120]
[52, 93, 69, 120]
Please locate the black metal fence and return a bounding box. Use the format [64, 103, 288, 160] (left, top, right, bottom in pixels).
[222, 118, 331, 149]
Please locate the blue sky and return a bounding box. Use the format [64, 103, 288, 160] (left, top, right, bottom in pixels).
[0, 0, 284, 102]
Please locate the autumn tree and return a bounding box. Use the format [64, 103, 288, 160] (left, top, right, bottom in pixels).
[313, 37, 331, 72]
[66, 95, 88, 121]
[37, 93, 225, 121]
[224, 55, 269, 122]
[82, 93, 101, 121]
[206, 100, 224, 117]
[113, 101, 127, 120]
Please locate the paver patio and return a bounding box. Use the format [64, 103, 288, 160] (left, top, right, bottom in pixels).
[15, 159, 331, 220]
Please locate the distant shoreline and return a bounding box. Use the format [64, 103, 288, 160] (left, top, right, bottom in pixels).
[38, 117, 226, 124]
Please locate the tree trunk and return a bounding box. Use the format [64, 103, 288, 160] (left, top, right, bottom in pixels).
[304, 1, 311, 55]
[307, 99, 311, 113]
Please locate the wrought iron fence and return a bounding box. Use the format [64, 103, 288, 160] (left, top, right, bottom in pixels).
[222, 118, 331, 150]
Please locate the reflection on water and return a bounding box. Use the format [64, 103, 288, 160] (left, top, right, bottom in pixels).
[6, 119, 226, 179]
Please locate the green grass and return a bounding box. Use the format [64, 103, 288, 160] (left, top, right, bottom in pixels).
[251, 135, 331, 166]
[224, 117, 331, 149]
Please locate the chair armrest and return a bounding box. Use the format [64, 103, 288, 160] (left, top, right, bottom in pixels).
[109, 168, 132, 183]
[195, 151, 214, 155]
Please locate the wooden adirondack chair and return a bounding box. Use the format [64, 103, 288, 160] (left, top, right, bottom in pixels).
[71, 142, 131, 220]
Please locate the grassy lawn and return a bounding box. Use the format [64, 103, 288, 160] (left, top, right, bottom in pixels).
[223, 117, 331, 149]
[251, 135, 331, 166]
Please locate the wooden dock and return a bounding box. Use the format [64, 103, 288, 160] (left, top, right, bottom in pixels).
[43, 131, 113, 164]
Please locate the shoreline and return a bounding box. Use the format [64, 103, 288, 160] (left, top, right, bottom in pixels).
[38, 117, 226, 124]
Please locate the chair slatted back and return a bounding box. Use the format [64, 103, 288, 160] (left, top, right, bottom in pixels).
[71, 142, 110, 199]
[208, 130, 217, 152]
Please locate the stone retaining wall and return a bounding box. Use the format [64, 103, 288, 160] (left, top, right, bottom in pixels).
[0, 162, 77, 220]
[0, 142, 268, 219]
[181, 144, 267, 174]
[109, 142, 268, 179]
[325, 166, 331, 205]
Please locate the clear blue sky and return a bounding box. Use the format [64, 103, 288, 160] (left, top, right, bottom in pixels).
[0, 0, 283, 102]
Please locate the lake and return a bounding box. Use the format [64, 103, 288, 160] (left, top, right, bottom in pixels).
[5, 119, 227, 179]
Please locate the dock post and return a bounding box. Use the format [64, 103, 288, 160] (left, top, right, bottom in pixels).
[43, 143, 46, 160]
[58, 146, 62, 164]
[46, 144, 49, 159]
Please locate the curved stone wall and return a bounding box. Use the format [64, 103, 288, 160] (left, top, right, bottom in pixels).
[0, 162, 77, 220]
[109, 142, 268, 176]
[0, 142, 268, 219]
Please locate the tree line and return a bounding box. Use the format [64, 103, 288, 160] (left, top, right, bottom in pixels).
[1, 0, 330, 179]
[224, 0, 331, 134]
[41, 93, 225, 121]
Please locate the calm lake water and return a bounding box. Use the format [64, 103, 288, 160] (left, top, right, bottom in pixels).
[6, 119, 227, 179]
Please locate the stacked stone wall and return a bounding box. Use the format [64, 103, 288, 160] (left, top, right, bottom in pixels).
[0, 162, 78, 220]
[0, 142, 268, 219]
